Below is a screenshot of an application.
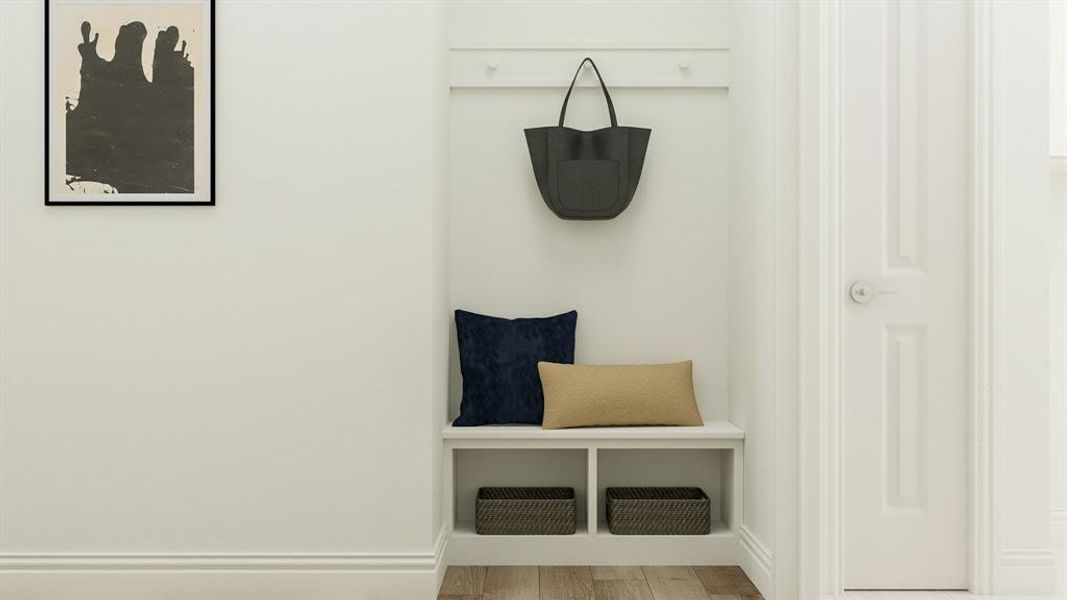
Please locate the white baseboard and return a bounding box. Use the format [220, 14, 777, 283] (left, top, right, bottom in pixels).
[1051, 508, 1067, 548]
[434, 527, 450, 595]
[996, 547, 1058, 596]
[0, 528, 449, 600]
[737, 525, 774, 600]
[446, 530, 742, 566]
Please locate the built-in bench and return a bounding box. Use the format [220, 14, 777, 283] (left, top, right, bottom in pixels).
[442, 420, 745, 565]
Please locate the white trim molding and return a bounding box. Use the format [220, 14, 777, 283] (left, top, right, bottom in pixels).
[1051, 508, 1067, 548]
[997, 549, 1059, 596]
[796, 0, 828, 596]
[738, 525, 775, 599]
[796, 0, 846, 595]
[1000, 548, 1058, 569]
[740, 525, 775, 575]
[448, 48, 729, 89]
[970, 0, 995, 592]
[1052, 156, 1067, 174]
[0, 528, 449, 600]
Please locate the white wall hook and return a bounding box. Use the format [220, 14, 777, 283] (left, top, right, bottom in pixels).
[678, 54, 692, 71]
[486, 58, 498, 71]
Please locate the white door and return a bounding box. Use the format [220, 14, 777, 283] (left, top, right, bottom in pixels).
[840, 0, 969, 590]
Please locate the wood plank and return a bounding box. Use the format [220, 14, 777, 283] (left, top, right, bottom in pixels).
[692, 566, 760, 597]
[441, 566, 758, 600]
[484, 566, 539, 600]
[641, 566, 699, 581]
[643, 579, 712, 600]
[642, 566, 710, 600]
[592, 580, 654, 600]
[441, 566, 488, 595]
[540, 566, 593, 600]
[591, 566, 646, 581]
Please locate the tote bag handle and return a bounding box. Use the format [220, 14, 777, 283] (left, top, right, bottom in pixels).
[558, 57, 618, 128]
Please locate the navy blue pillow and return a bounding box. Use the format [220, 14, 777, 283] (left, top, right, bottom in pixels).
[454, 309, 577, 426]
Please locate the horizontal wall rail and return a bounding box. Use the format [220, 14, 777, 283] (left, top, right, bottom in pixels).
[449, 49, 730, 89]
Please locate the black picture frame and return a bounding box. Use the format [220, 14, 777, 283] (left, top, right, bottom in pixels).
[45, 0, 215, 206]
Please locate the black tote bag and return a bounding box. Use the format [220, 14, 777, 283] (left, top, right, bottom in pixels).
[524, 58, 651, 220]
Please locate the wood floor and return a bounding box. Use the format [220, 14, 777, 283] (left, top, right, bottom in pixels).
[438, 565, 763, 600]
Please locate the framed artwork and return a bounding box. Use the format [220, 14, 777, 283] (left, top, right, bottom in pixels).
[46, 0, 214, 205]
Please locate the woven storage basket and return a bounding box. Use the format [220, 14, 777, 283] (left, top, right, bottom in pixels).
[605, 487, 711, 535]
[475, 487, 577, 535]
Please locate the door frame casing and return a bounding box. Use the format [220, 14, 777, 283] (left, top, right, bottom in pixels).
[797, 0, 847, 594]
[969, 1, 994, 591]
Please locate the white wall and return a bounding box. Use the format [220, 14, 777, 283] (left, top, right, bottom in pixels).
[448, 87, 729, 420]
[727, 3, 801, 598]
[0, 1, 448, 598]
[986, 1, 1055, 593]
[449, 1, 728, 48]
[727, 0, 777, 593]
[1051, 0, 1066, 157]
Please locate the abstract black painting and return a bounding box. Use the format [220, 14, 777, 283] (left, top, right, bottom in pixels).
[46, 0, 214, 205]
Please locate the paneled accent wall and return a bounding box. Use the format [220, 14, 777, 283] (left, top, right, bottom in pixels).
[444, 0, 766, 584]
[446, 1, 731, 423]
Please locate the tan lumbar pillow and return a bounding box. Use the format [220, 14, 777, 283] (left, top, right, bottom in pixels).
[538, 361, 704, 429]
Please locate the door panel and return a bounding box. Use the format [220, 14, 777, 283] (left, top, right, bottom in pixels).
[841, 0, 969, 590]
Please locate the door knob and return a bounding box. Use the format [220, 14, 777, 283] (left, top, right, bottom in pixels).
[850, 281, 897, 304]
